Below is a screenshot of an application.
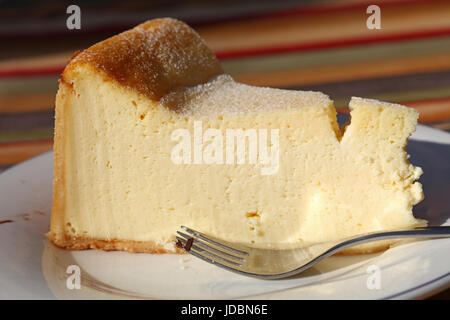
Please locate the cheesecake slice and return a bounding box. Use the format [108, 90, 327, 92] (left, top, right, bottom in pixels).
[47, 18, 425, 254]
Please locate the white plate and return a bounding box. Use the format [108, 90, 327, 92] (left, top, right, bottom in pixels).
[0, 124, 449, 300]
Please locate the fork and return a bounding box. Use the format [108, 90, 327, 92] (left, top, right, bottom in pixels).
[175, 225, 450, 279]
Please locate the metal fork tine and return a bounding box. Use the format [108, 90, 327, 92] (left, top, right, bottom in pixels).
[185, 247, 247, 276]
[177, 231, 245, 262]
[180, 225, 249, 256]
[175, 225, 450, 279]
[175, 236, 243, 267]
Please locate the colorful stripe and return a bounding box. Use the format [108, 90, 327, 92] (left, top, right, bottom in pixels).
[0, 0, 449, 174]
[215, 28, 450, 60]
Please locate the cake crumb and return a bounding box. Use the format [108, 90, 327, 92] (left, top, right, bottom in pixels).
[184, 238, 194, 251]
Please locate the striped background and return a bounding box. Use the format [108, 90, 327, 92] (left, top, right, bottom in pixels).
[0, 0, 449, 299]
[1, 0, 450, 172]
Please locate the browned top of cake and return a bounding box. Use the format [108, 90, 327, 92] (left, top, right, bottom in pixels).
[62, 18, 223, 101]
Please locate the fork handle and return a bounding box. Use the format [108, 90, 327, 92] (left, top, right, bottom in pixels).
[329, 226, 450, 254]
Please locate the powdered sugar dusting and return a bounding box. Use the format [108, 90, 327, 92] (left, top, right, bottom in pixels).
[161, 74, 332, 117]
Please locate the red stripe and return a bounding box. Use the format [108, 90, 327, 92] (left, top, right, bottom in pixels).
[215, 28, 450, 60]
[1, 28, 450, 78]
[0, 66, 65, 78]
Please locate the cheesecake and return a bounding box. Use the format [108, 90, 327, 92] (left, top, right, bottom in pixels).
[47, 18, 425, 254]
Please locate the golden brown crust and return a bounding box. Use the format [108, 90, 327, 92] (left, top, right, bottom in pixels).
[46, 232, 186, 254]
[46, 227, 393, 255]
[46, 230, 391, 255]
[62, 18, 223, 101]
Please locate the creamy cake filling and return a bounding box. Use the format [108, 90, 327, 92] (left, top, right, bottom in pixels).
[50, 65, 424, 251]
